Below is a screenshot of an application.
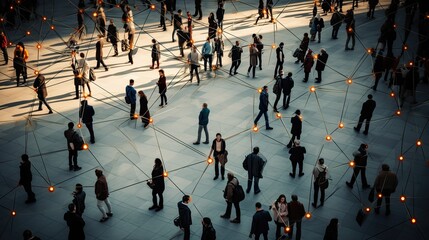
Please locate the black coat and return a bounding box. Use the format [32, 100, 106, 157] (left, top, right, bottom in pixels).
[19, 161, 32, 185]
[243, 153, 265, 178]
[216, 7, 224, 21]
[157, 76, 167, 94]
[276, 47, 284, 62]
[201, 223, 216, 240]
[258, 91, 269, 112]
[79, 103, 95, 123]
[96, 40, 103, 60]
[178, 201, 192, 227]
[33, 74, 48, 100]
[139, 95, 150, 118]
[290, 115, 302, 135]
[64, 211, 86, 240]
[360, 99, 376, 118]
[315, 52, 328, 71]
[107, 24, 118, 43]
[289, 146, 306, 162]
[173, 13, 182, 29]
[231, 45, 242, 61]
[281, 76, 294, 94]
[250, 210, 272, 234]
[151, 166, 165, 192]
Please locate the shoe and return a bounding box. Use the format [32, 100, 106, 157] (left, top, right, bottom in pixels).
[289, 173, 295, 178]
[255, 190, 261, 194]
[172, 39, 176, 42]
[48, 110, 53, 114]
[266, 127, 273, 130]
[99, 217, 109, 222]
[246, 189, 250, 194]
[73, 97, 79, 99]
[69, 166, 74, 171]
[105, 67, 108, 71]
[318, 40, 320, 43]
[74, 166, 82, 171]
[221, 176, 225, 180]
[363, 131, 368, 135]
[150, 66, 154, 69]
[197, 17, 202, 20]
[273, 108, 278, 112]
[192, 14, 197, 17]
[94, 67, 99, 69]
[283, 105, 289, 110]
[144, 124, 150, 129]
[312, 202, 317, 208]
[113, 54, 118, 57]
[346, 181, 353, 189]
[193, 142, 200, 145]
[155, 207, 163, 212]
[220, 214, 230, 219]
[350, 48, 354, 50]
[295, 60, 300, 64]
[106, 212, 113, 217]
[298, 173, 304, 177]
[213, 176, 218, 180]
[203, 141, 209, 144]
[90, 140, 95, 144]
[345, 47, 350, 51]
[362, 184, 371, 189]
[230, 218, 240, 223]
[315, 80, 321, 83]
[163, 28, 166, 31]
[353, 127, 359, 132]
[234, 72, 238, 75]
[149, 205, 158, 210]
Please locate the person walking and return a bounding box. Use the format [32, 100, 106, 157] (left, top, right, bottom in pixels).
[229, 41, 243, 75]
[193, 0, 202, 20]
[0, 31, 8, 65]
[344, 9, 355, 50]
[63, 203, 86, 240]
[313, 13, 325, 43]
[374, 164, 398, 215]
[193, 103, 210, 145]
[95, 35, 108, 71]
[125, 19, 135, 64]
[188, 46, 201, 84]
[249, 202, 272, 240]
[95, 169, 113, 222]
[202, 37, 213, 71]
[354, 94, 376, 134]
[187, 11, 193, 40]
[216, 3, 225, 29]
[79, 100, 95, 143]
[107, 19, 119, 56]
[157, 69, 167, 107]
[247, 43, 258, 78]
[367, 0, 378, 19]
[33, 74, 53, 114]
[274, 42, 285, 78]
[254, 86, 273, 130]
[208, 133, 227, 180]
[254, 0, 264, 25]
[96, 7, 107, 36]
[73, 183, 86, 216]
[289, 140, 306, 177]
[330, 8, 344, 39]
[214, 37, 224, 67]
[19, 154, 36, 204]
[271, 194, 288, 240]
[256, 35, 264, 70]
[266, 0, 274, 22]
[302, 50, 314, 82]
[287, 195, 306, 240]
[160, 2, 167, 31]
[150, 39, 161, 69]
[77, 53, 92, 96]
[172, 10, 183, 42]
[125, 79, 137, 119]
[272, 70, 284, 112]
[346, 144, 370, 189]
[208, 13, 218, 39]
[312, 158, 329, 208]
[371, 52, 385, 91]
[138, 90, 151, 128]
[287, 110, 302, 148]
[281, 72, 294, 109]
[295, 33, 309, 64]
[77, 9, 85, 40]
[148, 158, 165, 211]
[178, 195, 192, 240]
[201, 217, 216, 240]
[243, 146, 266, 194]
[64, 122, 82, 171]
[323, 218, 339, 240]
[13, 42, 29, 86]
[220, 172, 241, 223]
[315, 49, 329, 83]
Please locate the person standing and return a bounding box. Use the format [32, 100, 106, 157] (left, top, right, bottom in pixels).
[272, 70, 284, 112]
[255, 35, 264, 70]
[220, 172, 241, 223]
[125, 19, 135, 65]
[188, 46, 201, 84]
[287, 110, 302, 148]
[371, 52, 385, 91]
[150, 39, 161, 69]
[95, 169, 113, 222]
[271, 194, 288, 240]
[315, 49, 329, 83]
[0, 31, 8, 65]
[178, 195, 192, 240]
[138, 90, 151, 128]
[149, 158, 165, 211]
[73, 183, 86, 216]
[79, 100, 95, 144]
[77, 9, 85, 40]
[249, 202, 272, 240]
[13, 42, 29, 86]
[187, 12, 193, 40]
[302, 50, 314, 82]
[323, 218, 339, 240]
[216, 3, 225, 29]
[281, 72, 294, 109]
[374, 164, 398, 215]
[126, 79, 137, 119]
[289, 140, 306, 177]
[312, 158, 329, 208]
[63, 203, 86, 240]
[344, 9, 355, 50]
[354, 94, 376, 134]
[201, 217, 216, 239]
[208, 133, 226, 180]
[95, 35, 108, 71]
[107, 19, 119, 56]
[64, 122, 82, 171]
[295, 33, 309, 64]
[96, 7, 107, 36]
[330, 8, 343, 39]
[193, 0, 202, 20]
[313, 14, 325, 43]
[202, 37, 213, 72]
[287, 195, 306, 240]
[33, 74, 53, 114]
[254, 86, 273, 130]
[214, 37, 224, 68]
[172, 10, 183, 42]
[346, 144, 370, 189]
[77, 53, 92, 96]
[247, 43, 258, 78]
[166, 0, 176, 25]
[229, 41, 243, 75]
[160, 2, 167, 31]
[274, 42, 285, 78]
[242, 146, 266, 194]
[193, 103, 210, 145]
[157, 69, 167, 107]
[19, 154, 36, 204]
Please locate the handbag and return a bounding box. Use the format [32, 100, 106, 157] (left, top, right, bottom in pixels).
[218, 150, 228, 166]
[368, 187, 375, 203]
[121, 39, 129, 52]
[293, 48, 301, 58]
[125, 96, 131, 104]
[173, 216, 180, 227]
[146, 181, 155, 189]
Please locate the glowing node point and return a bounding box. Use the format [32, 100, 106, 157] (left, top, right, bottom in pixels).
[11, 210, 16, 217]
[149, 117, 154, 123]
[389, 91, 395, 97]
[398, 155, 404, 161]
[48, 186, 55, 192]
[364, 207, 371, 213]
[217, 28, 222, 34]
[402, 44, 408, 51]
[377, 193, 383, 198]
[367, 48, 372, 54]
[150, 4, 156, 10]
[258, 88, 263, 93]
[26, 31, 31, 35]
[305, 212, 312, 219]
[133, 113, 139, 119]
[263, 9, 267, 14]
[313, 54, 318, 60]
[0, 18, 4, 22]
[299, 115, 303, 121]
[34, 70, 39, 75]
[409, 61, 413, 66]
[82, 143, 89, 150]
[349, 161, 355, 168]
[416, 139, 422, 147]
[9, 42, 13, 46]
[77, 122, 82, 129]
[190, 39, 195, 44]
[162, 171, 168, 177]
[36, 43, 42, 49]
[116, 4, 120, 8]
[271, 44, 276, 49]
[338, 122, 344, 129]
[284, 226, 290, 233]
[325, 135, 332, 141]
[50, 25, 55, 30]
[92, 12, 98, 17]
[10, 5, 14, 10]
[272, 19, 276, 24]
[252, 125, 259, 133]
[395, 110, 401, 116]
[275, 112, 282, 119]
[348, 27, 353, 33]
[309, 86, 316, 92]
[393, 24, 397, 28]
[346, 78, 352, 84]
[400, 195, 406, 203]
[42, 16, 47, 21]
[207, 157, 213, 164]
[411, 218, 417, 224]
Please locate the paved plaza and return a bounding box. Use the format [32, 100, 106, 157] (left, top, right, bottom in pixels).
[0, 0, 428, 239]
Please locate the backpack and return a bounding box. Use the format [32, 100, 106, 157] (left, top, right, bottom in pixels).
[231, 180, 245, 202]
[273, 76, 281, 94]
[72, 132, 84, 151]
[89, 68, 96, 81]
[121, 39, 129, 52]
[318, 168, 329, 189]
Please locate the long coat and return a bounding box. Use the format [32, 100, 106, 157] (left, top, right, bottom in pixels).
[250, 210, 272, 235]
[151, 166, 165, 193]
[360, 99, 376, 118]
[249, 46, 258, 67]
[290, 115, 302, 135]
[157, 76, 167, 94]
[315, 52, 329, 71]
[64, 211, 86, 240]
[139, 95, 150, 119]
[243, 153, 266, 178]
[19, 161, 32, 185]
[96, 39, 104, 60]
[33, 74, 48, 100]
[178, 201, 192, 227]
[303, 53, 314, 73]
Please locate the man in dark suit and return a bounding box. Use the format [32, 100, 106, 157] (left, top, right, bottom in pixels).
[315, 48, 328, 83]
[19, 154, 36, 204]
[243, 147, 266, 194]
[287, 110, 302, 148]
[79, 100, 95, 144]
[178, 195, 192, 240]
[229, 41, 243, 75]
[281, 72, 294, 109]
[254, 86, 273, 130]
[64, 122, 82, 171]
[107, 19, 119, 56]
[288, 195, 306, 240]
[274, 42, 284, 78]
[95, 35, 108, 71]
[249, 202, 272, 240]
[354, 94, 376, 135]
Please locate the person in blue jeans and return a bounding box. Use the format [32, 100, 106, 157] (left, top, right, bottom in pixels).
[254, 86, 273, 130]
[125, 79, 137, 119]
[193, 103, 210, 145]
[201, 38, 213, 71]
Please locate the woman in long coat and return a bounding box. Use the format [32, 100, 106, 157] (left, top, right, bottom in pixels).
[208, 12, 217, 39]
[247, 43, 258, 78]
[138, 90, 151, 128]
[33, 74, 53, 114]
[149, 158, 165, 211]
[157, 69, 167, 107]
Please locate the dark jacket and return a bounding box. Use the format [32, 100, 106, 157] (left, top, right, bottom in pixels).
[289, 146, 306, 162]
[281, 76, 294, 94]
[151, 43, 160, 60]
[79, 102, 95, 123]
[315, 51, 329, 71]
[330, 12, 344, 28]
[314, 17, 325, 31]
[198, 107, 210, 125]
[139, 94, 150, 118]
[151, 166, 165, 192]
[33, 74, 48, 100]
[373, 54, 385, 74]
[216, 7, 224, 21]
[64, 128, 79, 151]
[208, 16, 218, 39]
[360, 99, 376, 118]
[211, 139, 226, 156]
[231, 45, 243, 61]
[19, 161, 32, 185]
[374, 170, 398, 193]
[303, 52, 314, 72]
[276, 47, 284, 63]
[73, 191, 86, 215]
[201, 223, 216, 240]
[173, 13, 182, 29]
[95, 175, 109, 200]
[250, 210, 272, 234]
[95, 39, 104, 60]
[258, 90, 269, 112]
[178, 201, 192, 227]
[287, 200, 305, 222]
[290, 115, 302, 135]
[323, 222, 338, 240]
[299, 36, 309, 52]
[224, 177, 238, 202]
[125, 85, 136, 104]
[243, 153, 266, 178]
[107, 24, 118, 43]
[157, 76, 167, 94]
[353, 149, 368, 167]
[63, 211, 86, 240]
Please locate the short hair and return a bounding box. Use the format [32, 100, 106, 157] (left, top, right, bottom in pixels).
[159, 69, 164, 74]
[130, 79, 134, 84]
[227, 172, 234, 181]
[152, 38, 156, 43]
[319, 158, 325, 164]
[68, 203, 75, 211]
[182, 195, 190, 203]
[95, 169, 103, 177]
[68, 122, 74, 129]
[295, 109, 301, 115]
[368, 94, 373, 99]
[360, 143, 368, 149]
[216, 133, 221, 137]
[80, 52, 85, 58]
[382, 164, 390, 171]
[291, 194, 298, 201]
[21, 154, 29, 162]
[255, 202, 262, 208]
[263, 85, 268, 90]
[287, 72, 293, 77]
[23, 229, 33, 239]
[203, 217, 212, 225]
[178, 9, 182, 13]
[279, 42, 284, 46]
[75, 184, 83, 192]
[203, 103, 208, 108]
[235, 41, 240, 45]
[253, 146, 259, 154]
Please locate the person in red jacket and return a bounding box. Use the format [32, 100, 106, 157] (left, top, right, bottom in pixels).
[302, 50, 314, 82]
[95, 169, 113, 222]
[0, 31, 8, 65]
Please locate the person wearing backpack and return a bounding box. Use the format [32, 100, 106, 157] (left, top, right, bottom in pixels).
[64, 122, 82, 171]
[312, 158, 329, 208]
[220, 172, 241, 223]
[346, 144, 371, 189]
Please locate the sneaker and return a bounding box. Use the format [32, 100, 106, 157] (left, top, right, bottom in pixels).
[255, 190, 261, 194]
[213, 176, 219, 180]
[289, 173, 295, 178]
[298, 173, 305, 177]
[74, 166, 82, 171]
[193, 142, 200, 145]
[266, 127, 273, 130]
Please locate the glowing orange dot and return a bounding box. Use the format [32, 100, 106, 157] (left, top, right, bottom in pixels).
[299, 115, 303, 121]
[309, 86, 316, 92]
[349, 161, 355, 167]
[149, 117, 154, 123]
[82, 143, 89, 150]
[26, 31, 31, 35]
[258, 88, 263, 93]
[217, 28, 222, 34]
[365, 207, 371, 213]
[276, 112, 282, 119]
[390, 91, 395, 97]
[393, 24, 397, 28]
[9, 42, 13, 46]
[10, 5, 14, 10]
[395, 110, 401, 116]
[42, 16, 47, 21]
[271, 44, 276, 49]
[207, 157, 213, 164]
[11, 210, 16, 216]
[0, 18, 4, 22]
[133, 114, 139, 119]
[190, 39, 195, 44]
[377, 193, 383, 198]
[325, 135, 332, 141]
[398, 155, 404, 161]
[346, 78, 352, 84]
[411, 218, 417, 224]
[77, 123, 82, 128]
[416, 139, 422, 146]
[284, 226, 291, 233]
[313, 55, 318, 60]
[163, 171, 168, 177]
[338, 122, 344, 129]
[263, 9, 267, 14]
[34, 70, 39, 75]
[272, 19, 276, 24]
[400, 195, 406, 203]
[348, 27, 353, 33]
[116, 4, 120, 8]
[92, 12, 98, 17]
[252, 125, 259, 133]
[409, 61, 413, 66]
[402, 44, 408, 51]
[150, 4, 156, 10]
[367, 48, 372, 54]
[50, 25, 55, 30]
[36, 43, 42, 49]
[305, 212, 312, 219]
[48, 186, 55, 192]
